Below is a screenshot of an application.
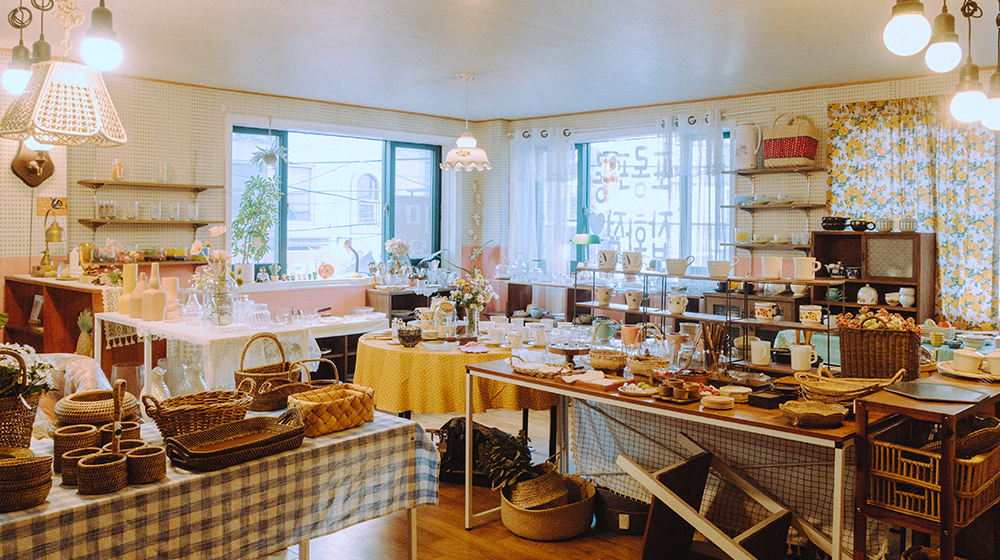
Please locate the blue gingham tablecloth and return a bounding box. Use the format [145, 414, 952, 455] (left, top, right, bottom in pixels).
[1, 412, 439, 559]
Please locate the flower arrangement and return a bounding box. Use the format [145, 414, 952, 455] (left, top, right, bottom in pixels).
[0, 343, 53, 399]
[190, 225, 237, 289]
[837, 307, 922, 334]
[450, 271, 496, 311]
[95, 265, 122, 287]
[385, 237, 410, 257]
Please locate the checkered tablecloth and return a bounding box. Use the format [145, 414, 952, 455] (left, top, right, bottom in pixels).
[1, 412, 439, 559]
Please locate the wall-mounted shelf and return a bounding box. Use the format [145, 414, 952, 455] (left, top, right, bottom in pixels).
[79, 219, 213, 228]
[721, 242, 811, 253]
[721, 203, 826, 213]
[78, 180, 224, 193]
[724, 165, 827, 177]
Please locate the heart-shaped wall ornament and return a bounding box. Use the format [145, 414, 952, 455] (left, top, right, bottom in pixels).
[589, 211, 606, 237]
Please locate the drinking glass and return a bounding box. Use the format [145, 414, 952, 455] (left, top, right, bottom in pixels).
[111, 363, 144, 400]
[150, 202, 162, 220]
[187, 202, 199, 221]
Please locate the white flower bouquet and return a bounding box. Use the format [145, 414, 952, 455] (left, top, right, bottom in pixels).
[449, 271, 496, 312]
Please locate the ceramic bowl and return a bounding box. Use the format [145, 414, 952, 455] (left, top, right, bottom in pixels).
[396, 326, 423, 348]
[734, 195, 753, 206]
[885, 292, 900, 306]
[958, 334, 989, 351]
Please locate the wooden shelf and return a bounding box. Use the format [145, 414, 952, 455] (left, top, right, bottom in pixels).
[727, 359, 837, 376]
[734, 318, 839, 333]
[721, 203, 826, 212]
[812, 300, 917, 313]
[79, 219, 214, 227]
[6, 324, 44, 338]
[78, 180, 224, 193]
[721, 242, 811, 252]
[724, 166, 826, 177]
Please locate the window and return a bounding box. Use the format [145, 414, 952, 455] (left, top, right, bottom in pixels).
[231, 127, 441, 278]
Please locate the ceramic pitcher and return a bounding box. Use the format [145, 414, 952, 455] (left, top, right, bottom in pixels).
[733, 122, 762, 170]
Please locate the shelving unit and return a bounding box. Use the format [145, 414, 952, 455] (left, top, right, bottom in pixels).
[78, 180, 224, 193]
[79, 219, 213, 229]
[3, 275, 107, 354]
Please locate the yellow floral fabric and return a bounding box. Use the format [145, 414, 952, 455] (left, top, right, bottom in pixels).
[827, 96, 997, 329]
[353, 338, 559, 414]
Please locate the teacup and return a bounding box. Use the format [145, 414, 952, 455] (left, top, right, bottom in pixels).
[885, 292, 900, 306]
[493, 315, 509, 324]
[508, 332, 525, 349]
[665, 256, 695, 276]
[624, 290, 644, 310]
[540, 318, 554, 330]
[826, 288, 843, 301]
[753, 194, 770, 205]
[511, 317, 525, 329]
[773, 233, 791, 244]
[752, 233, 770, 243]
[754, 302, 777, 323]
[622, 251, 643, 273]
[774, 193, 793, 204]
[876, 218, 894, 232]
[899, 217, 916, 232]
[793, 257, 821, 280]
[850, 220, 874, 232]
[533, 330, 548, 347]
[799, 304, 823, 324]
[791, 283, 808, 296]
[488, 326, 504, 344]
[596, 286, 618, 306]
[667, 293, 689, 314]
[845, 267, 861, 279]
[953, 348, 985, 374]
[707, 257, 737, 279]
[598, 250, 618, 270]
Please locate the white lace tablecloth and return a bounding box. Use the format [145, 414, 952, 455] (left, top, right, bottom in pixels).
[95, 313, 386, 393]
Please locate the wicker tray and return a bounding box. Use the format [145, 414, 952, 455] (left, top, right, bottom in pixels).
[234, 333, 302, 412]
[54, 390, 140, 426]
[795, 367, 904, 404]
[779, 400, 848, 428]
[507, 355, 571, 379]
[165, 409, 305, 471]
[143, 379, 255, 438]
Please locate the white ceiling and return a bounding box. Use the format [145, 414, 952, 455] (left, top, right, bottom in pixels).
[5, 0, 995, 121]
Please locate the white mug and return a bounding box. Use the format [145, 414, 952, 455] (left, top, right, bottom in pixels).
[508, 332, 524, 349]
[598, 250, 618, 270]
[667, 293, 689, 314]
[489, 327, 504, 344]
[511, 317, 525, 329]
[625, 290, 644, 310]
[665, 256, 695, 276]
[533, 330, 548, 347]
[790, 344, 817, 371]
[793, 257, 822, 281]
[596, 286, 618, 306]
[517, 326, 531, 340]
[493, 315, 508, 324]
[754, 302, 776, 323]
[799, 304, 823, 324]
[540, 318, 554, 330]
[750, 340, 772, 366]
[707, 257, 738, 279]
[760, 257, 782, 279]
[622, 251, 643, 273]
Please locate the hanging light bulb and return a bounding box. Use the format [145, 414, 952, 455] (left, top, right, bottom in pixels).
[979, 75, 1000, 130]
[925, 3, 963, 72]
[884, 0, 932, 56]
[440, 73, 492, 171]
[81, 0, 122, 71]
[951, 59, 987, 122]
[2, 3, 32, 95]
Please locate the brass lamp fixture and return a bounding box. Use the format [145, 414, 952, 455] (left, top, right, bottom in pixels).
[37, 208, 64, 273]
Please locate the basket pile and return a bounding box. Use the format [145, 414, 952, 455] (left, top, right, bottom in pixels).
[590, 320, 627, 375]
[0, 454, 53, 512]
[142, 378, 255, 438]
[0, 349, 42, 448]
[627, 324, 670, 379]
[234, 333, 302, 412]
[795, 367, 904, 404]
[256, 358, 340, 411]
[288, 383, 374, 437]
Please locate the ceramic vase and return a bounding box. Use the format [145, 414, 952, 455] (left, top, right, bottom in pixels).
[129, 273, 148, 319]
[142, 263, 167, 321]
[118, 263, 137, 314]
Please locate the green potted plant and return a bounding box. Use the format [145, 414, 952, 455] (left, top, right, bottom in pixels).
[231, 144, 284, 283]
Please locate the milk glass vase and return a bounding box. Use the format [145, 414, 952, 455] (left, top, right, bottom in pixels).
[202, 275, 237, 327]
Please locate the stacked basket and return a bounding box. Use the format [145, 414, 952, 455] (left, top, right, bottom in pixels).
[0, 452, 53, 513]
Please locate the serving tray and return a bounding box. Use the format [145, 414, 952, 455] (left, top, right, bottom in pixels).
[165, 409, 305, 471]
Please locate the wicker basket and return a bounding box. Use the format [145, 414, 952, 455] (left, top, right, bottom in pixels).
[142, 378, 255, 439]
[255, 358, 339, 411]
[99, 421, 141, 446]
[234, 333, 302, 412]
[0, 478, 51, 513]
[501, 474, 596, 541]
[54, 390, 140, 425]
[795, 367, 904, 404]
[839, 317, 920, 382]
[77, 452, 127, 495]
[0, 349, 41, 448]
[126, 446, 166, 484]
[762, 113, 821, 168]
[507, 355, 572, 379]
[627, 324, 671, 379]
[52, 424, 100, 473]
[590, 320, 627, 375]
[287, 383, 374, 437]
[61, 447, 101, 486]
[508, 463, 569, 510]
[103, 439, 145, 454]
[0, 455, 50, 482]
[594, 484, 650, 535]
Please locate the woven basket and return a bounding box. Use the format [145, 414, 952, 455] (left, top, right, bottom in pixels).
[0, 349, 41, 448]
[0, 478, 51, 513]
[0, 455, 50, 482]
[594, 484, 650, 535]
[255, 358, 339, 411]
[54, 390, 140, 425]
[839, 317, 920, 382]
[762, 113, 821, 168]
[61, 447, 101, 486]
[52, 424, 100, 473]
[0, 448, 33, 461]
[627, 324, 671, 379]
[287, 383, 374, 437]
[142, 378, 254, 438]
[795, 367, 904, 404]
[501, 474, 596, 541]
[99, 421, 141, 446]
[103, 439, 145, 454]
[507, 355, 572, 379]
[77, 452, 127, 495]
[0, 470, 50, 492]
[590, 320, 627, 375]
[921, 415, 1000, 458]
[126, 446, 166, 484]
[508, 463, 569, 510]
[234, 333, 302, 412]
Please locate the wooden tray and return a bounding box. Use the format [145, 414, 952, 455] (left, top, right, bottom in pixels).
[556, 375, 629, 392]
[653, 394, 701, 405]
[165, 409, 305, 471]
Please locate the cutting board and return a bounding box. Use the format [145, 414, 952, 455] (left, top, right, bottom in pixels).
[884, 381, 990, 403]
[556, 375, 629, 392]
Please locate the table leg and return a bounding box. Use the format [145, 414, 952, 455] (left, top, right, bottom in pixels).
[299, 540, 309, 560]
[141, 333, 152, 418]
[465, 368, 473, 529]
[854, 401, 870, 560]
[94, 315, 103, 366]
[408, 507, 417, 560]
[549, 405, 558, 461]
[832, 443, 845, 560]
[557, 396, 569, 473]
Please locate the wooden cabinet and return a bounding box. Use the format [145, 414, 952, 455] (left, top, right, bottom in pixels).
[811, 231, 936, 322]
[365, 288, 453, 319]
[4, 275, 107, 353]
[315, 331, 365, 383]
[494, 280, 591, 322]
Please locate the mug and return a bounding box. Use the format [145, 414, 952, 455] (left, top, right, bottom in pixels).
[953, 348, 984, 374]
[707, 257, 738, 279]
[596, 286, 618, 306]
[898, 217, 916, 232]
[799, 304, 823, 324]
[622, 251, 643, 273]
[876, 218, 894, 232]
[508, 332, 524, 349]
[665, 256, 695, 276]
[533, 330, 548, 347]
[790, 344, 817, 371]
[760, 256, 782, 279]
[624, 290, 644, 310]
[621, 324, 644, 346]
[598, 250, 618, 270]
[754, 302, 776, 323]
[793, 257, 822, 281]
[750, 340, 772, 366]
[667, 293, 689, 314]
[850, 220, 875, 232]
[511, 317, 525, 329]
[540, 318, 554, 330]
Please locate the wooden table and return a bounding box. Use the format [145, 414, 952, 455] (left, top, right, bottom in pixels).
[464, 359, 859, 560]
[854, 375, 1000, 560]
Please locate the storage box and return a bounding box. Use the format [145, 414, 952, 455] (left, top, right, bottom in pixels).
[748, 391, 797, 409]
[868, 473, 1000, 527]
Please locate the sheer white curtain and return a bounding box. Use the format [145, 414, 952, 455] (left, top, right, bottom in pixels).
[661, 109, 730, 274]
[508, 127, 578, 279]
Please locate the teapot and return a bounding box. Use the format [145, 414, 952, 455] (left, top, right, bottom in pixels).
[825, 261, 844, 277]
[494, 256, 510, 280]
[857, 284, 878, 305]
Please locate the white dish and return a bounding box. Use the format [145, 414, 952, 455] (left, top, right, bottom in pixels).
[422, 341, 459, 352]
[937, 360, 1000, 382]
[318, 316, 343, 324]
[386, 340, 401, 345]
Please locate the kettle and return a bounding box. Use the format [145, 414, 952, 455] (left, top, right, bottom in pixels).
[857, 284, 878, 305]
[494, 256, 510, 280]
[825, 261, 844, 276]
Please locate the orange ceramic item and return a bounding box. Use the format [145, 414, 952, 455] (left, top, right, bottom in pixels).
[318, 263, 334, 279]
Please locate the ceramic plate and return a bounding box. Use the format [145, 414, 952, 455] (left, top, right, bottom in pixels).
[422, 341, 459, 352]
[938, 360, 1000, 382]
[618, 386, 658, 397]
[386, 340, 401, 345]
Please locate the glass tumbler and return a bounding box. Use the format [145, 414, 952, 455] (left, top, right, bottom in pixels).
[150, 202, 162, 220]
[111, 362, 144, 400]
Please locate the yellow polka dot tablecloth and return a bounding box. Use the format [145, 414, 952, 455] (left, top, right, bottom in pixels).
[353, 338, 559, 414]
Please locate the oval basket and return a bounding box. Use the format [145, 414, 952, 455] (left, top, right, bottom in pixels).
[627, 324, 671, 379]
[142, 379, 255, 439]
[0, 349, 42, 448]
[0, 455, 51, 483]
[255, 359, 339, 412]
[234, 333, 302, 412]
[61, 447, 101, 486]
[501, 474, 596, 541]
[99, 421, 142, 446]
[77, 452, 127, 495]
[0, 478, 51, 513]
[779, 400, 848, 428]
[590, 320, 627, 374]
[54, 390, 140, 426]
[126, 446, 166, 485]
[795, 368, 904, 404]
[507, 355, 571, 379]
[52, 424, 100, 473]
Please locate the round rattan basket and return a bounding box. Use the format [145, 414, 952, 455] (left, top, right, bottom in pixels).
[54, 390, 140, 426]
[590, 320, 627, 375]
[501, 474, 596, 541]
[99, 421, 141, 446]
[0, 478, 51, 512]
[0, 349, 41, 448]
[77, 452, 127, 495]
[234, 333, 303, 412]
[52, 424, 100, 473]
[61, 447, 101, 486]
[507, 463, 569, 510]
[0, 455, 50, 482]
[142, 379, 255, 438]
[627, 324, 671, 379]
[126, 446, 166, 484]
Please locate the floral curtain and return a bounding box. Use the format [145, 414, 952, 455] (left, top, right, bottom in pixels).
[828, 96, 998, 329]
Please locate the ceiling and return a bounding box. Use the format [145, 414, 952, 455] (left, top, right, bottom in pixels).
[4, 0, 996, 121]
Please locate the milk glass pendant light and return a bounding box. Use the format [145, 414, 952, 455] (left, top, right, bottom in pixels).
[979, 14, 1000, 130]
[884, 0, 932, 56]
[950, 6, 986, 123]
[80, 0, 122, 71]
[925, 2, 963, 71]
[440, 72, 492, 171]
[2, 2, 33, 95]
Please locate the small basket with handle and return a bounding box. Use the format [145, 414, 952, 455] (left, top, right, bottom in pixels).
[589, 320, 627, 375]
[627, 323, 671, 379]
[795, 367, 904, 404]
[0, 349, 42, 448]
[256, 358, 340, 411]
[762, 113, 821, 168]
[839, 316, 920, 382]
[142, 378, 255, 438]
[234, 332, 302, 412]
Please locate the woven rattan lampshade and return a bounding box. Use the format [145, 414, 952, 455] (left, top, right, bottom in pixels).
[0, 60, 126, 147]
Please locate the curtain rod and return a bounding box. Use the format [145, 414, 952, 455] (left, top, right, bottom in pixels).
[505, 107, 774, 137]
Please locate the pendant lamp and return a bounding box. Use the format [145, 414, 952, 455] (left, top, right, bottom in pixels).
[980, 14, 1000, 130]
[440, 72, 491, 171]
[925, 3, 962, 72]
[950, 9, 986, 123]
[884, 0, 932, 56]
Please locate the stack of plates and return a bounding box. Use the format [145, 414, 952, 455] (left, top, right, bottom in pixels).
[701, 395, 735, 410]
[719, 386, 752, 403]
